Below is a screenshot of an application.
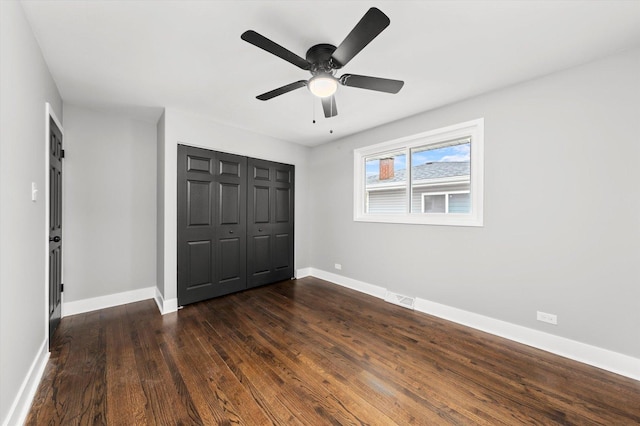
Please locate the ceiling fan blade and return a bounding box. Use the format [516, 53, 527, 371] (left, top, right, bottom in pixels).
[321, 95, 338, 118]
[339, 74, 404, 94]
[256, 80, 308, 101]
[331, 8, 390, 67]
[241, 30, 311, 70]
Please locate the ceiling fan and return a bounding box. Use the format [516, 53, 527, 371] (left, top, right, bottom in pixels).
[241, 7, 404, 118]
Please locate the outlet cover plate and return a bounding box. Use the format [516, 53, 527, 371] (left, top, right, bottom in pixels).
[537, 311, 558, 325]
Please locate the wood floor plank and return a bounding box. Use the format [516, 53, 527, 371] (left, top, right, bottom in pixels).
[33, 310, 108, 425]
[24, 313, 77, 425]
[160, 311, 245, 425]
[250, 312, 400, 425]
[180, 305, 280, 425]
[105, 305, 148, 425]
[212, 294, 394, 425]
[26, 277, 640, 425]
[292, 278, 640, 424]
[129, 317, 198, 424]
[204, 323, 305, 425]
[259, 282, 511, 424]
[241, 285, 456, 424]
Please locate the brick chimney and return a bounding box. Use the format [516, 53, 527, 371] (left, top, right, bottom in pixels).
[379, 158, 394, 180]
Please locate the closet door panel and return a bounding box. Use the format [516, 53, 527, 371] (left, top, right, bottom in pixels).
[178, 146, 247, 306]
[253, 186, 271, 223]
[213, 152, 247, 296]
[219, 237, 242, 282]
[187, 241, 213, 289]
[219, 183, 240, 225]
[270, 163, 295, 282]
[178, 145, 217, 305]
[187, 181, 212, 226]
[273, 233, 291, 270]
[275, 187, 290, 223]
[247, 158, 294, 288]
[251, 235, 271, 275]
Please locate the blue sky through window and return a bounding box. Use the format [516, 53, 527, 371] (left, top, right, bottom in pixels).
[366, 142, 470, 177]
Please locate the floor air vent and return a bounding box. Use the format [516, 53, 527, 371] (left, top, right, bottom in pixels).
[384, 291, 415, 310]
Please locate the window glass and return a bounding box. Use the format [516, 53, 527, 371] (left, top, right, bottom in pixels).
[365, 152, 407, 214]
[423, 194, 446, 213]
[353, 118, 484, 226]
[411, 140, 470, 213]
[448, 193, 470, 213]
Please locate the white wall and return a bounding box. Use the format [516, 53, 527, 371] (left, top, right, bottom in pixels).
[62, 105, 157, 302]
[0, 1, 63, 424]
[157, 109, 311, 305]
[309, 48, 640, 359]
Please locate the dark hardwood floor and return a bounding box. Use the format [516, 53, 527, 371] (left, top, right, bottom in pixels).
[27, 277, 640, 425]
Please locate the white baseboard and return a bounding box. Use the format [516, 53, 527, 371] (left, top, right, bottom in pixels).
[63, 286, 156, 317]
[307, 268, 386, 299]
[307, 268, 640, 381]
[413, 298, 640, 381]
[295, 267, 312, 279]
[2, 338, 49, 426]
[154, 287, 178, 315]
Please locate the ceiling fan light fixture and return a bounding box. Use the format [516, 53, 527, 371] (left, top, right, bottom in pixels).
[308, 74, 338, 98]
[243, 7, 403, 117]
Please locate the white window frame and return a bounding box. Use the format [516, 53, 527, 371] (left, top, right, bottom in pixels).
[354, 118, 484, 227]
[421, 190, 470, 213]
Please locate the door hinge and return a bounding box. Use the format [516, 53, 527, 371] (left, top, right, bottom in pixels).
[61, 149, 65, 159]
[60, 283, 64, 292]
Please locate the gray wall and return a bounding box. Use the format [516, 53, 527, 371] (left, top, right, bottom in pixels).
[309, 48, 640, 358]
[2, 6, 636, 423]
[62, 105, 157, 302]
[156, 112, 165, 298]
[158, 108, 311, 302]
[0, 0, 63, 423]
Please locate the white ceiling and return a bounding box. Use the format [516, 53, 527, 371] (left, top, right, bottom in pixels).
[21, 0, 640, 146]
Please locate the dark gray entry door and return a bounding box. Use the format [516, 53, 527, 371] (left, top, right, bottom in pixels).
[49, 117, 63, 342]
[177, 145, 247, 305]
[247, 158, 295, 288]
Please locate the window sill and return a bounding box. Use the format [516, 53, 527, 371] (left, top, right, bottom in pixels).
[354, 213, 483, 227]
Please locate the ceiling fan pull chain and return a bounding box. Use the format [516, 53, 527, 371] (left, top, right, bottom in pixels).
[312, 97, 316, 124]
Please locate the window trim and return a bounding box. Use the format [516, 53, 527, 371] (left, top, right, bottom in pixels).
[353, 118, 484, 227]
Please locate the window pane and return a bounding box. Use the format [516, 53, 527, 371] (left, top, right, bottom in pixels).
[448, 193, 471, 213]
[365, 153, 407, 214]
[411, 141, 471, 213]
[423, 194, 446, 213]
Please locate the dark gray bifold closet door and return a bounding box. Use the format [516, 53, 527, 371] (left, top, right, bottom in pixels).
[247, 158, 295, 288]
[177, 145, 247, 306]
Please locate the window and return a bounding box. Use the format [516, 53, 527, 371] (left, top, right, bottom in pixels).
[354, 118, 484, 226]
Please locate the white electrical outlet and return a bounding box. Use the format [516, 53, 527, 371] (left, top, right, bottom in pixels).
[334, 263, 342, 270]
[537, 311, 557, 325]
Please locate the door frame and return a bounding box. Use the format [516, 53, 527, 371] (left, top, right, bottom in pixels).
[45, 102, 64, 347]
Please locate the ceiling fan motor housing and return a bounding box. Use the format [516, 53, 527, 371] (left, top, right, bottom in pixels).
[306, 44, 341, 75]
